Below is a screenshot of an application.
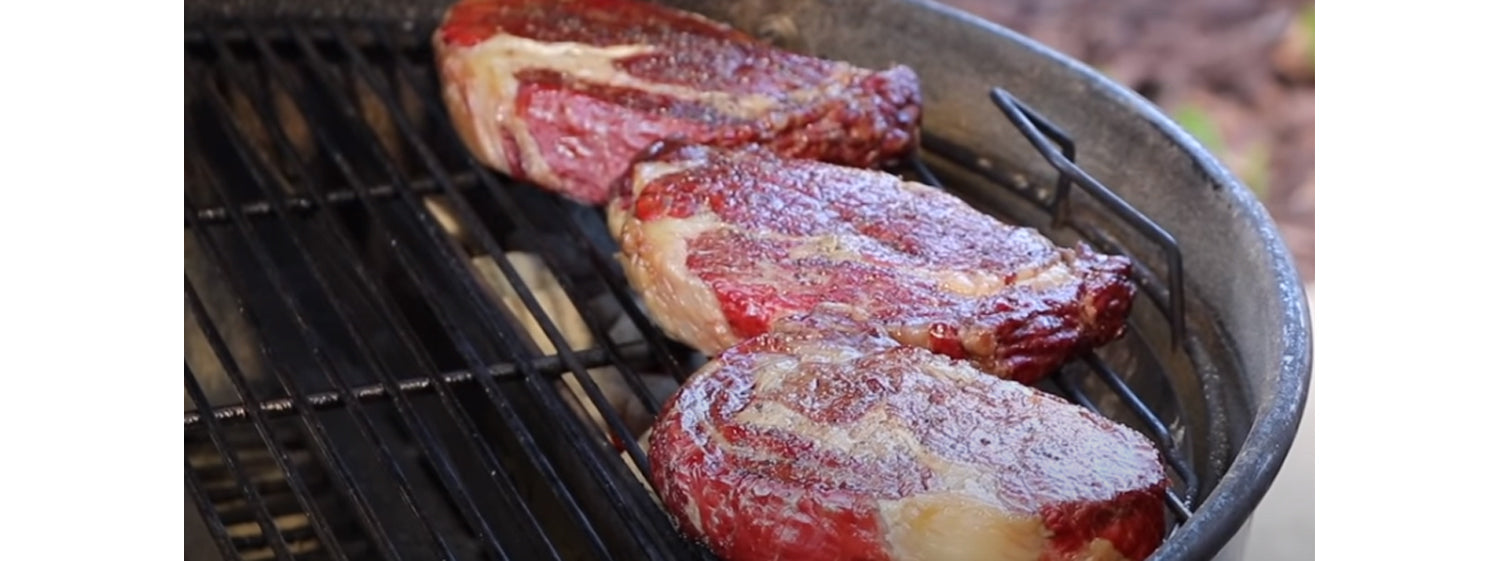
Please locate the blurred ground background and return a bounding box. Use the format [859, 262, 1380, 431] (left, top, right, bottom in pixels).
[934, 1, 1316, 559]
[940, 0, 1315, 284]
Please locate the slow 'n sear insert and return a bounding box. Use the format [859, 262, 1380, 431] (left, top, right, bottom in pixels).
[433, 0, 922, 205]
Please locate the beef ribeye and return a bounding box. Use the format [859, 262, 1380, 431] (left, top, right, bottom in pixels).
[433, 0, 922, 205]
[607, 142, 1135, 385]
[648, 309, 1169, 561]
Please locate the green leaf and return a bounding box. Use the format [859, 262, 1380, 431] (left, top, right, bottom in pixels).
[1240, 142, 1273, 202]
[1171, 104, 1273, 201]
[1172, 104, 1227, 156]
[1301, 3, 1314, 70]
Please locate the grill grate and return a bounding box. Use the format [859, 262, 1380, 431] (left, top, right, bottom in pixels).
[187, 18, 1202, 561]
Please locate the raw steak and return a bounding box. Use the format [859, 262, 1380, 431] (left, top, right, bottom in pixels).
[607, 141, 1135, 385]
[648, 309, 1169, 561]
[433, 0, 922, 205]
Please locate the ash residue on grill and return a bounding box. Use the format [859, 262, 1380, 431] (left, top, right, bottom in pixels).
[940, 0, 1315, 282]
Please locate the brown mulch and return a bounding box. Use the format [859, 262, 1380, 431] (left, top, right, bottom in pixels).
[938, 0, 1315, 283]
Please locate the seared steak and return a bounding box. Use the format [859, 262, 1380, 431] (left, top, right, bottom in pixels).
[608, 142, 1134, 385]
[433, 0, 922, 205]
[648, 309, 1169, 561]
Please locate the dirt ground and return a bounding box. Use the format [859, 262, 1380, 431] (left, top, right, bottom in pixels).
[938, 0, 1315, 283]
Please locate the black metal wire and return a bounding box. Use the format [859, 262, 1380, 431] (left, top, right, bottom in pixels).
[185, 340, 653, 427]
[356, 23, 670, 461]
[186, 281, 351, 561]
[212, 20, 607, 560]
[230, 73, 612, 561]
[989, 88, 1186, 349]
[1038, 200, 1232, 487]
[185, 205, 410, 561]
[1050, 374, 1193, 523]
[188, 50, 489, 555]
[187, 454, 251, 561]
[188, 148, 463, 560]
[331, 23, 651, 468]
[211, 33, 568, 554]
[186, 18, 1209, 561]
[911, 154, 1199, 521]
[215, 492, 303, 526]
[362, 26, 707, 557]
[264, 19, 679, 559]
[312, 21, 690, 558]
[197, 40, 531, 561]
[185, 364, 298, 561]
[189, 172, 479, 225]
[1081, 352, 1201, 503]
[554, 201, 700, 385]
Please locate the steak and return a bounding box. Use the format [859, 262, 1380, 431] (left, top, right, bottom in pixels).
[433, 0, 922, 205]
[648, 308, 1169, 561]
[607, 142, 1135, 385]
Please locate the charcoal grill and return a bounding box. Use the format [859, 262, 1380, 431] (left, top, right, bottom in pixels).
[183, 1, 1314, 560]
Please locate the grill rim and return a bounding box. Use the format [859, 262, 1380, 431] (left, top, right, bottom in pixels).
[182, 1, 1315, 559]
[904, 1, 1314, 558]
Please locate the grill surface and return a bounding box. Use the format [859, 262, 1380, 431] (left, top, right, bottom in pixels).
[185, 15, 1258, 561]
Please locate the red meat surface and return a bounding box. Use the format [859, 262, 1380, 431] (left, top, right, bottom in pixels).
[433, 0, 921, 204]
[648, 310, 1169, 561]
[608, 142, 1135, 385]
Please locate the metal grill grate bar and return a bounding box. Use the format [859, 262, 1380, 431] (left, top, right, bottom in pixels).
[185, 340, 653, 427]
[370, 29, 675, 421]
[990, 89, 1186, 349]
[188, 458, 246, 561]
[207, 20, 618, 560]
[186, 148, 463, 560]
[186, 18, 1212, 561]
[910, 155, 1199, 524]
[186, 281, 352, 561]
[184, 209, 408, 560]
[330, 23, 653, 473]
[556, 201, 699, 385]
[263, 19, 688, 559]
[1081, 352, 1201, 502]
[197, 36, 538, 561]
[185, 368, 296, 561]
[310, 22, 696, 557]
[1051, 374, 1192, 522]
[188, 172, 478, 225]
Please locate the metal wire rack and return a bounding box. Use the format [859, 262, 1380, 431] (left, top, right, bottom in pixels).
[186, 18, 1205, 561]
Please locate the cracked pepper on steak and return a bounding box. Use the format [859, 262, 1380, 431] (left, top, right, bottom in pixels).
[433, 0, 922, 205]
[648, 310, 1169, 561]
[608, 141, 1136, 385]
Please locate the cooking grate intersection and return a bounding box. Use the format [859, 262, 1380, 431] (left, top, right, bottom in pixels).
[186, 18, 1204, 561]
